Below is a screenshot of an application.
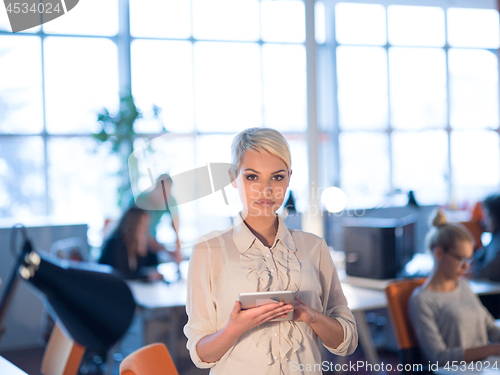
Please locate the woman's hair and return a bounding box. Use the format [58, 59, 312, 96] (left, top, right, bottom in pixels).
[426, 209, 474, 252]
[483, 194, 500, 233]
[115, 206, 149, 259]
[230, 127, 291, 177]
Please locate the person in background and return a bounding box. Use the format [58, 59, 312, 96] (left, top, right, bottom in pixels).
[184, 128, 357, 375]
[99, 206, 162, 281]
[471, 194, 500, 282]
[134, 173, 183, 264]
[409, 209, 500, 365]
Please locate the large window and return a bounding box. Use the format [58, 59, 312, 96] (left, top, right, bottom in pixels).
[2, 0, 500, 252]
[326, 0, 500, 208]
[0, 0, 309, 251]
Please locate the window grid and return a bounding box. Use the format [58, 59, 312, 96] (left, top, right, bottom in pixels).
[330, 1, 500, 206]
[0, 0, 309, 223]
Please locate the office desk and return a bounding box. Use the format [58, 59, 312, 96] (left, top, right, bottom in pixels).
[127, 279, 187, 365]
[0, 356, 28, 375]
[469, 280, 500, 295]
[340, 284, 386, 365]
[127, 277, 500, 368]
[127, 279, 387, 366]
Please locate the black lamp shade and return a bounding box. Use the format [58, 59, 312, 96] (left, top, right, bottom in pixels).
[19, 250, 136, 351]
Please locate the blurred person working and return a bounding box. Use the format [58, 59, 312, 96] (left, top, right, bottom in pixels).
[99, 206, 162, 281]
[133, 173, 183, 263]
[472, 194, 500, 282]
[409, 209, 500, 365]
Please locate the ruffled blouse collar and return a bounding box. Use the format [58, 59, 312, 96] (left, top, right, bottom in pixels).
[232, 212, 296, 254]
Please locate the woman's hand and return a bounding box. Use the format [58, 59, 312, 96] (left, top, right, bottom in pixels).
[291, 296, 345, 349]
[292, 297, 320, 324]
[196, 301, 292, 363]
[226, 301, 293, 337]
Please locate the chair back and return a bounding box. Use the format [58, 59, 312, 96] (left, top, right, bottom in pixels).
[119, 343, 179, 375]
[385, 278, 426, 367]
[40, 321, 86, 375]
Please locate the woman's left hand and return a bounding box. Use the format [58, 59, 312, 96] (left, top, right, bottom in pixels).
[292, 297, 320, 324]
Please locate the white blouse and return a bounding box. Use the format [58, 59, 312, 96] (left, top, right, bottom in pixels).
[184, 213, 358, 375]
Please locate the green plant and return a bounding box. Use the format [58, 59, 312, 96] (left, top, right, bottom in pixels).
[94, 92, 140, 155]
[93, 91, 164, 206]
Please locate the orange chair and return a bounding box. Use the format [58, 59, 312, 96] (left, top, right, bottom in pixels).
[40, 321, 86, 375]
[119, 343, 179, 375]
[385, 278, 428, 373]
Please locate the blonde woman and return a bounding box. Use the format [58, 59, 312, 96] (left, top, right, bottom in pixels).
[184, 128, 357, 374]
[409, 210, 500, 365]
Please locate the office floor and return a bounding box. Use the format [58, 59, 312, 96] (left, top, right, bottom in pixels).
[0, 346, 399, 375]
[0, 309, 400, 375]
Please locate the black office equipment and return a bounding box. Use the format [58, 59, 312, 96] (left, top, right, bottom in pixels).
[343, 215, 416, 280]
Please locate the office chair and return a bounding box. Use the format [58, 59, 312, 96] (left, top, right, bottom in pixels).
[119, 343, 179, 375]
[40, 321, 86, 375]
[385, 278, 430, 374]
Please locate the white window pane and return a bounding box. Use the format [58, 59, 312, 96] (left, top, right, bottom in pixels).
[132, 40, 194, 133]
[0, 2, 40, 33]
[0, 36, 43, 133]
[48, 137, 120, 223]
[451, 131, 500, 204]
[287, 138, 308, 213]
[388, 6, 445, 47]
[44, 37, 119, 134]
[447, 8, 500, 48]
[130, 0, 191, 39]
[340, 132, 390, 200]
[392, 131, 448, 205]
[337, 46, 388, 130]
[132, 135, 198, 248]
[261, 0, 305, 43]
[449, 49, 499, 129]
[0, 2, 10, 32]
[335, 3, 386, 46]
[262, 44, 306, 132]
[0, 137, 45, 218]
[193, 0, 259, 41]
[194, 42, 261, 132]
[390, 48, 447, 129]
[315, 1, 326, 45]
[195, 134, 240, 218]
[43, 0, 118, 36]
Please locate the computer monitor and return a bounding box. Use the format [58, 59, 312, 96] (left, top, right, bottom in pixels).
[343, 215, 416, 280]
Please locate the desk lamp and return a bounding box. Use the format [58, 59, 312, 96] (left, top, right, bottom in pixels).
[0, 224, 136, 352]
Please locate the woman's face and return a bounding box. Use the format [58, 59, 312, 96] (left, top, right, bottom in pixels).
[232, 150, 291, 218]
[437, 240, 473, 281]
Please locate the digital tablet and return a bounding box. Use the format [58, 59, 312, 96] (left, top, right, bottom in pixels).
[238, 290, 295, 321]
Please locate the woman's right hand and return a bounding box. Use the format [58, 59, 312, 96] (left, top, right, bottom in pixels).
[225, 301, 293, 338]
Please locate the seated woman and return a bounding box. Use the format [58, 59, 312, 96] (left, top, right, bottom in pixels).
[99, 206, 162, 280]
[409, 209, 500, 365]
